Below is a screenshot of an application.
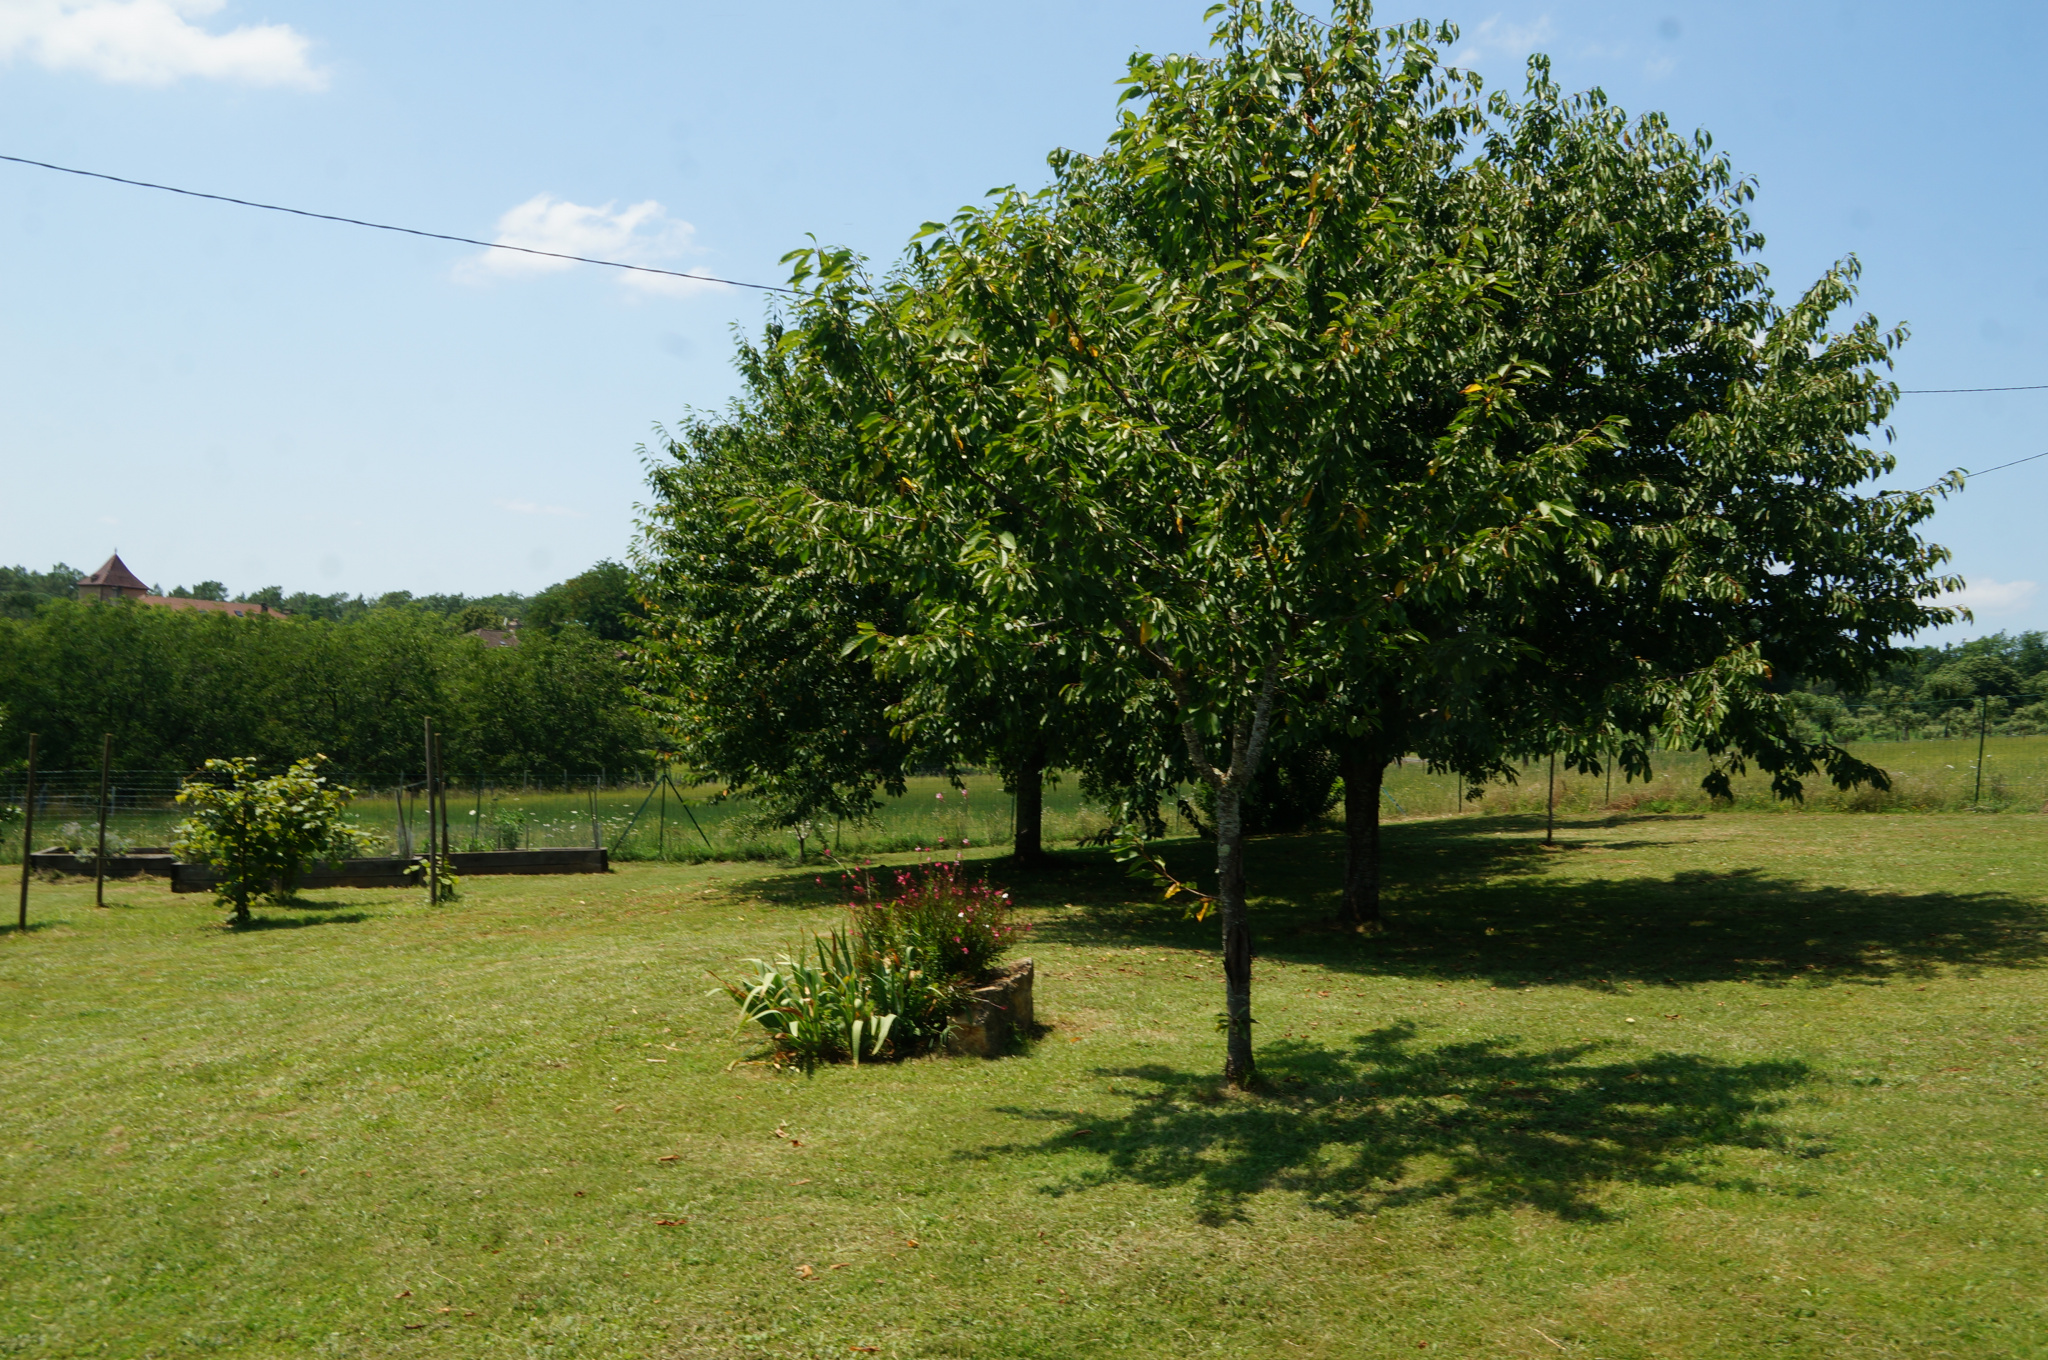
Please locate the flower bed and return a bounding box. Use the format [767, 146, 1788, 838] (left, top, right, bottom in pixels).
[717, 860, 1033, 1072]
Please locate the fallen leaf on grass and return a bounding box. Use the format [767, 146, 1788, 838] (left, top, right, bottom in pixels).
[797, 1264, 816, 1279]
[653, 1218, 688, 1227]
[657, 1154, 680, 1162]
[830, 1262, 850, 1270]
[904, 1238, 920, 1248]
[1070, 1129, 1093, 1137]
[394, 1289, 411, 1298]
[613, 1103, 627, 1112]
[644, 1058, 668, 1064]
[789, 1139, 804, 1148]
[404, 1323, 426, 1330]
[792, 1178, 812, 1185]
[851, 1348, 880, 1354]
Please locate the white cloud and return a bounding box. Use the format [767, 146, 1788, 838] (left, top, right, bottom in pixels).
[1446, 15, 1555, 71]
[1945, 578, 2039, 616]
[0, 0, 325, 88]
[460, 193, 716, 298]
[493, 498, 586, 520]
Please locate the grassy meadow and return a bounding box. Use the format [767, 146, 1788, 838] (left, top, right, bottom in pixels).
[3, 810, 2046, 1357]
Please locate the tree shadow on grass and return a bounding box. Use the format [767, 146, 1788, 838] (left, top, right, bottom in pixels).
[978, 1021, 1813, 1225]
[1012, 817, 2048, 988]
[230, 906, 373, 931]
[0, 919, 62, 936]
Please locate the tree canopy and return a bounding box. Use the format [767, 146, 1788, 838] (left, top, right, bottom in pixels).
[634, 0, 1961, 1084]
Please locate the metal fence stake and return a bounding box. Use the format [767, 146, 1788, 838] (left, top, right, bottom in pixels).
[1975, 695, 1989, 807]
[16, 733, 36, 930]
[95, 733, 111, 908]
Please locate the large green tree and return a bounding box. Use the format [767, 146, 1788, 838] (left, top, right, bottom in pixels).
[633, 359, 917, 847]
[756, 1, 1611, 1084]
[1310, 76, 1960, 927]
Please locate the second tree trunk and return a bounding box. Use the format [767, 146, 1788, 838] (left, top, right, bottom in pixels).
[1341, 735, 1386, 929]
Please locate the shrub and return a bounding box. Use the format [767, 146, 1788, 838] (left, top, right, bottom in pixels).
[1196, 744, 1340, 835]
[719, 861, 1028, 1073]
[173, 756, 373, 924]
[852, 859, 1023, 985]
[47, 821, 134, 858]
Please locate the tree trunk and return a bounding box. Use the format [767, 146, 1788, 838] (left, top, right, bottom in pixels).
[1012, 751, 1046, 862]
[1340, 736, 1385, 930]
[1214, 779, 1255, 1085]
[1176, 654, 1285, 1090]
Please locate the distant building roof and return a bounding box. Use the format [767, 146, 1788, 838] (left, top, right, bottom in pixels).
[141, 596, 281, 617]
[76, 555, 282, 615]
[78, 553, 149, 600]
[468, 628, 520, 648]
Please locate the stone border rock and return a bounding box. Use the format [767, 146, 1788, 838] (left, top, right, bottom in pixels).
[948, 958, 1035, 1058]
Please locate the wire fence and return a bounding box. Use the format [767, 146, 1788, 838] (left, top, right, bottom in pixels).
[0, 769, 1129, 866]
[5, 733, 2041, 868]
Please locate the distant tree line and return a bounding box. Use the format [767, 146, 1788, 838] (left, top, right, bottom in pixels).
[0, 559, 644, 637]
[1793, 632, 2048, 740]
[0, 563, 653, 777]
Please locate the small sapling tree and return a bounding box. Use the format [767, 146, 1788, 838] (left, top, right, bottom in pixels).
[173, 756, 368, 924]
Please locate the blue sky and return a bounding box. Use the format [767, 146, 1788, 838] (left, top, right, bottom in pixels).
[1, 0, 2042, 639]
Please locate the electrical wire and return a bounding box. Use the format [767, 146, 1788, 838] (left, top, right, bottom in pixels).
[1956, 449, 2048, 478]
[1891, 449, 2048, 497]
[0, 151, 797, 294]
[1902, 384, 2048, 393]
[7, 153, 2048, 390]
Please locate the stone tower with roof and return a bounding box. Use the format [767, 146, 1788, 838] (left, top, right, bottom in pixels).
[76, 554, 150, 603]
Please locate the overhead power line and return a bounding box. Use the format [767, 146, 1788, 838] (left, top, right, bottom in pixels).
[0, 151, 796, 294]
[7, 152, 2048, 396]
[1901, 384, 2048, 393]
[1893, 448, 2048, 497]
[1957, 449, 2048, 478]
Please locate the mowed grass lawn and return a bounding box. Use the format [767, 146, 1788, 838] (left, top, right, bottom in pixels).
[3, 813, 2046, 1359]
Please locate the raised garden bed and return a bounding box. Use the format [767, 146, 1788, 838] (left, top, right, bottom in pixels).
[948, 958, 1036, 1057]
[29, 849, 176, 878]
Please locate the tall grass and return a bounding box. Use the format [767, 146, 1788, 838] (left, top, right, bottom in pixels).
[1381, 734, 2048, 820]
